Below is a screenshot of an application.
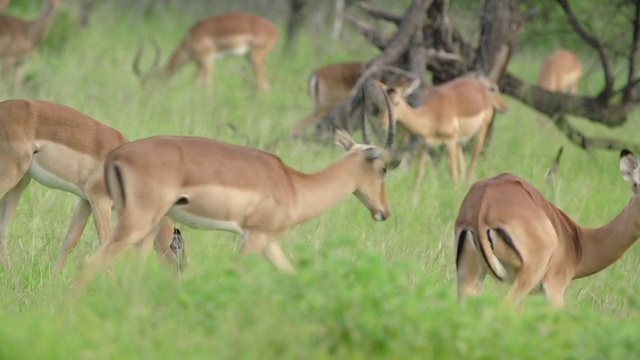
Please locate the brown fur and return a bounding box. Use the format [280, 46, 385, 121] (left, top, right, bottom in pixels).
[455, 157, 640, 307]
[290, 61, 365, 137]
[0, 0, 58, 91]
[0, 99, 181, 272]
[135, 12, 279, 92]
[382, 75, 509, 195]
[537, 49, 582, 94]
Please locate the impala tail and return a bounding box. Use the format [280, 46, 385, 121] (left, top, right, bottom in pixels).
[458, 228, 509, 281]
[105, 162, 127, 210]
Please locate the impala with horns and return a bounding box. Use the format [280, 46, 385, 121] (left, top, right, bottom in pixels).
[74, 88, 399, 288]
[291, 61, 365, 138]
[538, 49, 582, 94]
[455, 150, 640, 307]
[379, 73, 509, 194]
[0, 99, 185, 272]
[133, 12, 279, 92]
[0, 0, 58, 92]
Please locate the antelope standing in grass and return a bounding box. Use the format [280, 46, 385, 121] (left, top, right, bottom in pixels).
[0, 0, 58, 92]
[133, 12, 279, 92]
[455, 150, 640, 307]
[74, 87, 400, 289]
[0, 99, 184, 272]
[537, 49, 582, 94]
[379, 74, 509, 195]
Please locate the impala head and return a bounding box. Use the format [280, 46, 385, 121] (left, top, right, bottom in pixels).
[473, 74, 510, 113]
[334, 86, 400, 221]
[620, 149, 640, 194]
[132, 40, 167, 86]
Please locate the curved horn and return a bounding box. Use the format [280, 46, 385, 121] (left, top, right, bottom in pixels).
[361, 84, 372, 145]
[150, 39, 162, 71]
[382, 86, 396, 148]
[132, 40, 144, 78]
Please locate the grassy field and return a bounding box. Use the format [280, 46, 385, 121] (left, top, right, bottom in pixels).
[1, 2, 640, 359]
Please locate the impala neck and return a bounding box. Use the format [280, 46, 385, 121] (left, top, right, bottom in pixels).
[576, 195, 640, 278]
[28, 1, 57, 46]
[394, 101, 434, 136]
[289, 153, 361, 225]
[163, 43, 191, 78]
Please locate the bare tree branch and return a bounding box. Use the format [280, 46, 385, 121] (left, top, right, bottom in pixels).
[624, 0, 640, 103]
[356, 2, 403, 25]
[370, 0, 434, 67]
[500, 72, 636, 126]
[346, 12, 388, 49]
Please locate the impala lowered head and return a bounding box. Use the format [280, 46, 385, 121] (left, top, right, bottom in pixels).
[334, 83, 400, 221]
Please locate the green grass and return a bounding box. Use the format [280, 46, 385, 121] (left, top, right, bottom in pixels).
[2, 3, 640, 359]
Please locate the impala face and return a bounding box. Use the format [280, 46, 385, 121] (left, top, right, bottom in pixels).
[351, 145, 395, 221]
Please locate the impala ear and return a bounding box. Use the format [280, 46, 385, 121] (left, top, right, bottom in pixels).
[363, 147, 383, 161]
[334, 129, 356, 151]
[620, 149, 640, 186]
[386, 151, 403, 169]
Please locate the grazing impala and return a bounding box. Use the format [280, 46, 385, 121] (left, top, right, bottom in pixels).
[0, 99, 184, 272]
[537, 49, 582, 94]
[379, 74, 509, 194]
[74, 89, 399, 288]
[291, 61, 365, 138]
[455, 150, 640, 307]
[133, 11, 279, 92]
[0, 0, 58, 92]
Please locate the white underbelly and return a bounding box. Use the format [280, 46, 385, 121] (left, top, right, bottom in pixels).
[29, 161, 86, 199]
[167, 207, 243, 235]
[214, 44, 250, 58]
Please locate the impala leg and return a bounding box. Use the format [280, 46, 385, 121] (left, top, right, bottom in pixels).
[0, 176, 31, 270]
[457, 144, 467, 181]
[467, 120, 491, 182]
[412, 146, 430, 201]
[456, 230, 487, 301]
[542, 273, 571, 308]
[55, 199, 92, 272]
[1, 57, 14, 84]
[249, 44, 274, 92]
[263, 241, 294, 272]
[74, 212, 159, 291]
[13, 61, 26, 94]
[195, 54, 214, 92]
[445, 139, 459, 183]
[242, 232, 293, 271]
[505, 264, 548, 307]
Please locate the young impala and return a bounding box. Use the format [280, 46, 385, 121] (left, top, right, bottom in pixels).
[0, 99, 184, 272]
[379, 74, 509, 194]
[133, 11, 279, 92]
[74, 88, 400, 288]
[290, 61, 365, 138]
[0, 0, 58, 92]
[537, 49, 582, 94]
[455, 150, 640, 307]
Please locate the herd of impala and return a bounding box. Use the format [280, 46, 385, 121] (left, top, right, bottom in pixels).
[0, 1, 638, 308]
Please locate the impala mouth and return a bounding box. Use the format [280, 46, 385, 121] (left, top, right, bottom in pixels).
[373, 210, 389, 221]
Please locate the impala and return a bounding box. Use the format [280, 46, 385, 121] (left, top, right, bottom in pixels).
[455, 150, 640, 307]
[133, 11, 279, 92]
[74, 88, 399, 288]
[537, 49, 582, 94]
[0, 0, 58, 92]
[0, 99, 184, 272]
[379, 74, 509, 194]
[290, 61, 365, 138]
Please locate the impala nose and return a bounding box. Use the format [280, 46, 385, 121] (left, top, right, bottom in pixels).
[373, 210, 389, 221]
